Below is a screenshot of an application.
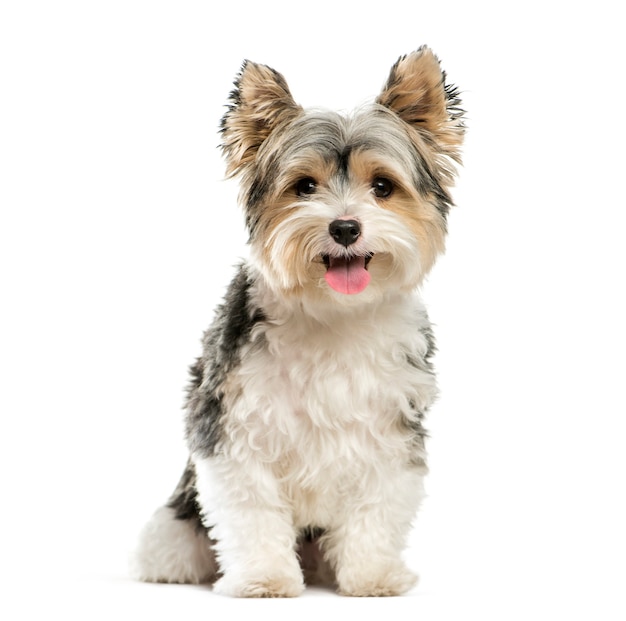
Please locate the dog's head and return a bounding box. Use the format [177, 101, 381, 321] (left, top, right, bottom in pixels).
[221, 47, 464, 307]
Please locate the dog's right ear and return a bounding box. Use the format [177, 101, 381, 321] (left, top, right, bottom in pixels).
[221, 61, 302, 177]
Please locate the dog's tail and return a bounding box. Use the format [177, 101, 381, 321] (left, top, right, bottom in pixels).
[129, 460, 217, 584]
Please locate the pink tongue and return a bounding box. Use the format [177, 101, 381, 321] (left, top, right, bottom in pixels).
[324, 256, 371, 294]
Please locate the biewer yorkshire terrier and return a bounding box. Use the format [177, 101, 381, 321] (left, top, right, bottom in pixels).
[132, 46, 464, 597]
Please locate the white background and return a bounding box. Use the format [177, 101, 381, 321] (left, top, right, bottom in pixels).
[1, 1, 625, 619]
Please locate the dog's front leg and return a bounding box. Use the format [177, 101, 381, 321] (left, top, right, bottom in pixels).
[324, 467, 424, 597]
[193, 455, 304, 598]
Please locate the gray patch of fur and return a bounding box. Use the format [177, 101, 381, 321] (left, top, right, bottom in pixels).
[184, 264, 265, 458]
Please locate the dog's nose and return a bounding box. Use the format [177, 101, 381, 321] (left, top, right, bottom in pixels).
[329, 219, 361, 247]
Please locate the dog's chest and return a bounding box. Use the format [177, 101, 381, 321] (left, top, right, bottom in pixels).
[223, 305, 434, 467]
[216, 301, 436, 526]
[242, 312, 419, 407]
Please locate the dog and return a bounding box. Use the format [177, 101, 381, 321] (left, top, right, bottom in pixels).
[131, 46, 464, 597]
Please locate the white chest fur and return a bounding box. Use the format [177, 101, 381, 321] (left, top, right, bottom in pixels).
[217, 292, 435, 527]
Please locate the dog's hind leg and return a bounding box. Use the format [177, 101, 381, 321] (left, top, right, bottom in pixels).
[130, 460, 217, 584]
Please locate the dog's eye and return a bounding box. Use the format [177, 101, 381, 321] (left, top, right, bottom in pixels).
[372, 177, 394, 198]
[295, 178, 317, 196]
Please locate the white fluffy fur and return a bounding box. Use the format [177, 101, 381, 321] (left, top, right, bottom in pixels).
[130, 506, 216, 584]
[192, 285, 432, 596]
[132, 286, 433, 596]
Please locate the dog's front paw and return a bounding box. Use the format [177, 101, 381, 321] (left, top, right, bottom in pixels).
[337, 562, 418, 597]
[213, 572, 305, 598]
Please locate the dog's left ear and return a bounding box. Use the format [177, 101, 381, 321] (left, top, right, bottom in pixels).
[221, 61, 303, 177]
[377, 46, 465, 162]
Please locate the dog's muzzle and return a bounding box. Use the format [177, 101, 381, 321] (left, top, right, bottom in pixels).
[323, 220, 372, 295]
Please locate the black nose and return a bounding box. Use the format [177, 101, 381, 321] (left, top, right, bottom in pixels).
[329, 219, 361, 247]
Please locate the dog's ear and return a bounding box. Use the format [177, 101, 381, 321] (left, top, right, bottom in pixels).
[221, 61, 302, 176]
[377, 47, 465, 162]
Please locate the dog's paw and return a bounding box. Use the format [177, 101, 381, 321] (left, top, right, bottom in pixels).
[213, 573, 305, 598]
[337, 563, 418, 597]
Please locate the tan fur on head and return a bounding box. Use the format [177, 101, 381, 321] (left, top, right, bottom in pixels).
[347, 148, 447, 279]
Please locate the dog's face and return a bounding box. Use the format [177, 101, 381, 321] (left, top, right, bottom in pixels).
[221, 47, 464, 306]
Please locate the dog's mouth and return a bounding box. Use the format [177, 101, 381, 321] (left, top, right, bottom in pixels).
[321, 253, 373, 295]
